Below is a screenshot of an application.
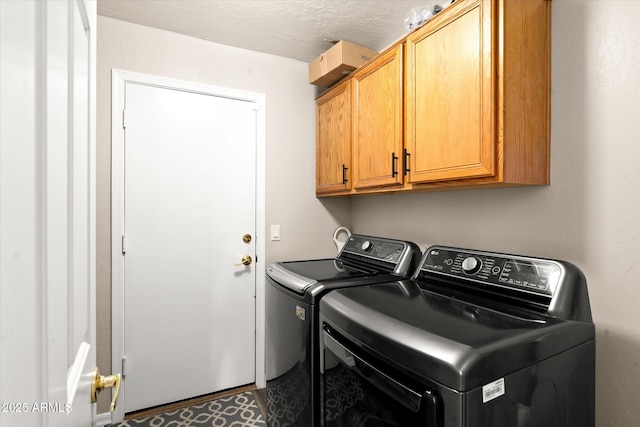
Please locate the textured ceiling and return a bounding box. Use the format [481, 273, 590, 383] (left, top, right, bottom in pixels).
[97, 0, 439, 63]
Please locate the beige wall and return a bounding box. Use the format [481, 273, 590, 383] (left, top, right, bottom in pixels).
[96, 16, 350, 412]
[349, 1, 640, 425]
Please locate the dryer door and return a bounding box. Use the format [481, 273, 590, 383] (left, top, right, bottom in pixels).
[320, 324, 441, 427]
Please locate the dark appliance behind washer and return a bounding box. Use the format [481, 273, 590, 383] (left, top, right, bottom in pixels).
[261, 235, 421, 427]
[319, 245, 595, 427]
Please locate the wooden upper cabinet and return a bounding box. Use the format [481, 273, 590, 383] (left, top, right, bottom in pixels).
[316, 80, 352, 195]
[314, 0, 550, 196]
[405, 0, 550, 187]
[405, 0, 493, 183]
[352, 45, 404, 190]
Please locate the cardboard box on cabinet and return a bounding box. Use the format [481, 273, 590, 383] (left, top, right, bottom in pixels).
[309, 40, 378, 87]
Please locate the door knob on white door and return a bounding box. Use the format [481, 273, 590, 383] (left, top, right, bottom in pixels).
[235, 255, 253, 266]
[91, 368, 121, 412]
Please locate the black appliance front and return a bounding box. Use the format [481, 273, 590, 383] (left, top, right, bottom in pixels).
[319, 246, 596, 427]
[262, 235, 421, 427]
[321, 322, 441, 427]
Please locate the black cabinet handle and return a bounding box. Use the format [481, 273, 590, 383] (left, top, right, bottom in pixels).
[391, 152, 398, 177]
[342, 164, 348, 184]
[403, 149, 411, 176]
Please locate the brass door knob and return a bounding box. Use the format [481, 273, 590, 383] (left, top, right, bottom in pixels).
[235, 255, 252, 266]
[242, 234, 252, 243]
[91, 368, 121, 412]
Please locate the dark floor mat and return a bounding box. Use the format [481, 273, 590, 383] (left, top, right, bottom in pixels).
[110, 391, 266, 427]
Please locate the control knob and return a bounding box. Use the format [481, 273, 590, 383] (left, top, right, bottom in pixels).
[461, 256, 482, 275]
[361, 240, 373, 252]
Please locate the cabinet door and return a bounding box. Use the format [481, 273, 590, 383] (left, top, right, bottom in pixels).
[352, 46, 403, 190]
[405, 0, 494, 183]
[316, 80, 351, 195]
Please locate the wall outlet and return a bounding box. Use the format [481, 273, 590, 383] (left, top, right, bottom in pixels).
[271, 225, 281, 241]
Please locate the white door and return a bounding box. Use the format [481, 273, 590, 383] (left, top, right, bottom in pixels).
[119, 81, 258, 413]
[0, 1, 104, 426]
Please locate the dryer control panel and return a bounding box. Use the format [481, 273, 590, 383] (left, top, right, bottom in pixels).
[417, 246, 563, 298]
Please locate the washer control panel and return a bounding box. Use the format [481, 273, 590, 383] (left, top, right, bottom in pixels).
[418, 246, 563, 297]
[341, 235, 406, 264]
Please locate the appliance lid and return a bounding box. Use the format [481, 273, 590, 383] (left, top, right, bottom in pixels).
[267, 234, 422, 294]
[267, 259, 374, 294]
[320, 279, 595, 392]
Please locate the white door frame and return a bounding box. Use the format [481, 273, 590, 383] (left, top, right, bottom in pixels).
[110, 69, 266, 423]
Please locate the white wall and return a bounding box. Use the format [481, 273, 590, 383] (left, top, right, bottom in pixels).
[350, 1, 640, 425]
[96, 16, 350, 412]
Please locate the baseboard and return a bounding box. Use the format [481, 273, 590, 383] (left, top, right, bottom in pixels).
[96, 412, 112, 427]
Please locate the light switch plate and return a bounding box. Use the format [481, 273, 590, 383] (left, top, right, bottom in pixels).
[271, 225, 280, 241]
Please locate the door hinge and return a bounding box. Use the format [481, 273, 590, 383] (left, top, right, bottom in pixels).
[122, 356, 127, 378]
[121, 234, 128, 255]
[122, 109, 127, 129]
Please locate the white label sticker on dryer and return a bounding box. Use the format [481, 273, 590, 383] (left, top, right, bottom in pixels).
[482, 378, 505, 403]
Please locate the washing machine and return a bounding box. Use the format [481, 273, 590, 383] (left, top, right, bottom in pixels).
[261, 234, 421, 427]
